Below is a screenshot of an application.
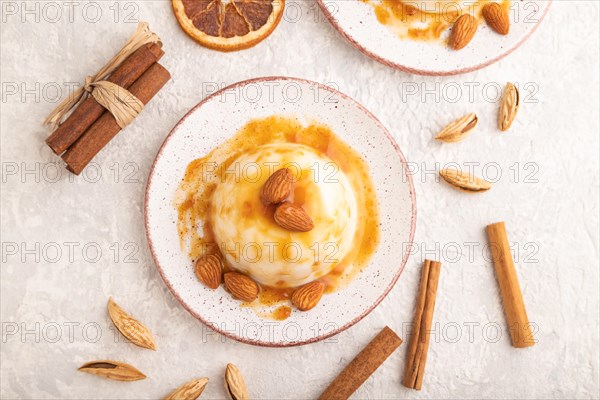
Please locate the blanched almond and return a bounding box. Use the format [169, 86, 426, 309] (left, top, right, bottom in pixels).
[498, 83, 519, 131]
[225, 363, 250, 400]
[165, 377, 209, 400]
[435, 113, 478, 142]
[78, 360, 146, 381]
[108, 298, 156, 350]
[439, 169, 491, 192]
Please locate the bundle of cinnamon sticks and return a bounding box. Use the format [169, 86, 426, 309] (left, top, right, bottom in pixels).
[45, 31, 170, 175]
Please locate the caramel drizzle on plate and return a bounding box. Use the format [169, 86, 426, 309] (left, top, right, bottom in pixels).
[174, 116, 380, 317]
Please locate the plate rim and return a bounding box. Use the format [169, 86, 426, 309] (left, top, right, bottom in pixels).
[316, 0, 552, 76]
[144, 76, 417, 347]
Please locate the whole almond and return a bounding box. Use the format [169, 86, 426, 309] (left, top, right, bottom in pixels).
[261, 168, 293, 204]
[195, 254, 223, 289]
[79, 360, 146, 381]
[225, 363, 250, 400]
[449, 14, 478, 50]
[292, 281, 325, 311]
[274, 202, 314, 232]
[439, 168, 491, 192]
[165, 377, 209, 400]
[483, 2, 510, 35]
[224, 272, 259, 302]
[108, 298, 157, 350]
[435, 113, 478, 142]
[498, 82, 519, 131]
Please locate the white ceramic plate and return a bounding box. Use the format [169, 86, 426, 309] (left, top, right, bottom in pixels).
[318, 0, 551, 75]
[145, 77, 416, 346]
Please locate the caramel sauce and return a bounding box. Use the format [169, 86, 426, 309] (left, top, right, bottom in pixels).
[174, 116, 380, 320]
[272, 306, 292, 321]
[259, 287, 293, 306]
[367, 0, 511, 42]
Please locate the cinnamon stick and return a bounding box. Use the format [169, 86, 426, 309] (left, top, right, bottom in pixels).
[46, 42, 164, 155]
[403, 259, 441, 390]
[485, 221, 535, 348]
[318, 326, 402, 400]
[62, 63, 170, 175]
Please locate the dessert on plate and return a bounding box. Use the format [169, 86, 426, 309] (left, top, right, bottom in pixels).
[174, 116, 380, 319]
[366, 0, 511, 49]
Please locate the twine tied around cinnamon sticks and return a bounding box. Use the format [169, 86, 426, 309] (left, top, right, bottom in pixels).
[83, 79, 143, 128]
[44, 22, 160, 130]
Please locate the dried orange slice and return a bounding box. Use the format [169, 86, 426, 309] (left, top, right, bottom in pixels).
[172, 0, 284, 52]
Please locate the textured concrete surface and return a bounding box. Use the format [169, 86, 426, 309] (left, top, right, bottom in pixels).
[1, 1, 599, 399]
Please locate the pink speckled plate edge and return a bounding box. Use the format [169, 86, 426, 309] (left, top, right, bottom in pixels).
[144, 76, 417, 347]
[317, 0, 552, 76]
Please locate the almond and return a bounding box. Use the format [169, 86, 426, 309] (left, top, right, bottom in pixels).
[195, 254, 223, 289]
[165, 377, 209, 400]
[292, 281, 325, 311]
[274, 202, 314, 232]
[225, 363, 250, 400]
[107, 298, 157, 350]
[449, 14, 478, 50]
[261, 168, 292, 204]
[439, 168, 491, 192]
[483, 2, 510, 35]
[224, 272, 259, 302]
[435, 113, 478, 142]
[498, 82, 519, 131]
[78, 360, 146, 381]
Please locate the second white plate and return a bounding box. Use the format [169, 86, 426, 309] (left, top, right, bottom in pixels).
[318, 0, 551, 75]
